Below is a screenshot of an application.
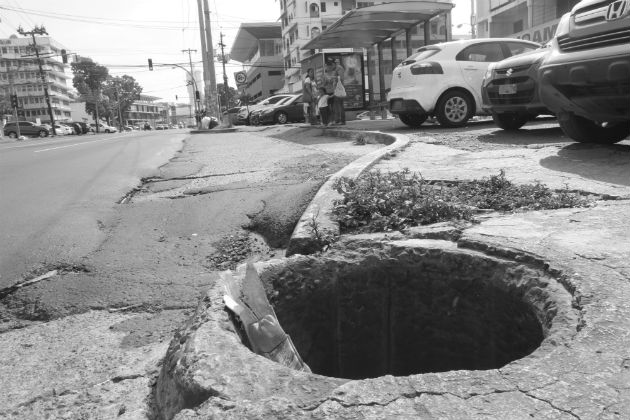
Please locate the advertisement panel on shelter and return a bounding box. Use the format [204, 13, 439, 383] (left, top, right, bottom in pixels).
[323, 53, 365, 110]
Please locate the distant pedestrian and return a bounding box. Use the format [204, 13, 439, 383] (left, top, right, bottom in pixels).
[324, 57, 346, 125]
[303, 68, 317, 125]
[317, 87, 331, 126]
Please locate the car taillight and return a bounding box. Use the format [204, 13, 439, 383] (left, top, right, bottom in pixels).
[410, 62, 443, 75]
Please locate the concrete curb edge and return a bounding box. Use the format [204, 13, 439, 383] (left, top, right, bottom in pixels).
[285, 129, 410, 256]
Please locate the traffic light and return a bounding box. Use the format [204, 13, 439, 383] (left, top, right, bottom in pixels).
[10, 94, 18, 108]
[195, 90, 200, 101]
[175, 95, 178, 100]
[61, 49, 68, 64]
[148, 58, 153, 71]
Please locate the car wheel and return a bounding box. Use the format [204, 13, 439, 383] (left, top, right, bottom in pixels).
[38, 130, 48, 138]
[399, 114, 427, 128]
[436, 90, 473, 127]
[275, 112, 288, 125]
[492, 113, 528, 130]
[251, 115, 260, 126]
[8, 132, 17, 139]
[105, 129, 111, 133]
[559, 114, 630, 144]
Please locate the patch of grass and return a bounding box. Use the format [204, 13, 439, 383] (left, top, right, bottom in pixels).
[332, 169, 591, 233]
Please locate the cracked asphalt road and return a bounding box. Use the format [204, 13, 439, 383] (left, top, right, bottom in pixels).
[0, 126, 383, 419]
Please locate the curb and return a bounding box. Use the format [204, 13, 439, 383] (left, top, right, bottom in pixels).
[285, 129, 410, 256]
[189, 127, 238, 134]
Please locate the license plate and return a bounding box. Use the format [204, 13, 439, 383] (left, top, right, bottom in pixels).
[499, 84, 517, 95]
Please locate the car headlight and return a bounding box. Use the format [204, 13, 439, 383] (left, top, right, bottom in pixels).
[555, 12, 571, 38]
[483, 64, 495, 82]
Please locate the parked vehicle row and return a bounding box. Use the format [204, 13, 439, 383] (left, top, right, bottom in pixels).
[388, 0, 630, 144]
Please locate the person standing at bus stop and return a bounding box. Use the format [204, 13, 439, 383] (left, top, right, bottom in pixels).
[303, 68, 317, 125]
[324, 57, 346, 125]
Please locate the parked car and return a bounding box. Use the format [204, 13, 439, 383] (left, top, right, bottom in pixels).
[155, 124, 165, 130]
[256, 94, 305, 125]
[237, 95, 294, 125]
[70, 121, 90, 135]
[388, 38, 540, 128]
[53, 123, 74, 135]
[538, 6, 630, 144]
[89, 123, 118, 133]
[481, 45, 553, 130]
[224, 106, 245, 125]
[3, 121, 50, 138]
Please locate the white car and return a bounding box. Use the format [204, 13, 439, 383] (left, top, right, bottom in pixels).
[54, 124, 73, 135]
[89, 123, 118, 133]
[388, 38, 540, 128]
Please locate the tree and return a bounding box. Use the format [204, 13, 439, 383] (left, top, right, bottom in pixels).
[217, 83, 240, 110]
[102, 75, 143, 124]
[70, 58, 109, 120]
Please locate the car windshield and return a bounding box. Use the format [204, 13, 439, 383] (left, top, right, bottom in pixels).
[402, 47, 440, 64]
[277, 96, 297, 105]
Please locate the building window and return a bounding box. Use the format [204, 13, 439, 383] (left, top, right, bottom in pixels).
[357, 2, 374, 8]
[311, 27, 321, 38]
[513, 20, 523, 33]
[268, 70, 282, 76]
[321, 2, 326, 12]
[310, 3, 320, 17]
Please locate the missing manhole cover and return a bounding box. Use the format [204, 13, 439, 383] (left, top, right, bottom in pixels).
[262, 241, 571, 380]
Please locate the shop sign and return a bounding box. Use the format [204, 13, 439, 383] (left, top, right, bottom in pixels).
[513, 19, 560, 43]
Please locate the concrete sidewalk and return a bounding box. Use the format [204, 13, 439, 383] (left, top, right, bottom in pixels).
[158, 125, 630, 419]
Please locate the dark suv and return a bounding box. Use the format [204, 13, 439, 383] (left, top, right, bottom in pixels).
[538, 2, 630, 144]
[482, 46, 552, 130]
[3, 121, 50, 138]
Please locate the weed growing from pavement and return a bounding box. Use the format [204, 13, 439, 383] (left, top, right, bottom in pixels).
[306, 211, 338, 251]
[332, 169, 591, 233]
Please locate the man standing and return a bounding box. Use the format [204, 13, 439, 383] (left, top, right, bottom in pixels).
[303, 68, 317, 125]
[324, 57, 346, 125]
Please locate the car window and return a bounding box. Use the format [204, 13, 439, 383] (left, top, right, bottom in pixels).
[456, 43, 505, 62]
[505, 42, 539, 57]
[403, 47, 440, 64]
[19, 122, 31, 127]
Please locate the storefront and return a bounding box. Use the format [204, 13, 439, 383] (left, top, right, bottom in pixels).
[302, 1, 454, 110]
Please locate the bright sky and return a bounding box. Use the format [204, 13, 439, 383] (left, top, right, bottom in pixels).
[0, 0, 471, 103]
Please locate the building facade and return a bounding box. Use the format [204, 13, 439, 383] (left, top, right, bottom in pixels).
[230, 23, 285, 102]
[0, 34, 73, 122]
[123, 94, 164, 126]
[279, 0, 351, 93]
[475, 0, 580, 43]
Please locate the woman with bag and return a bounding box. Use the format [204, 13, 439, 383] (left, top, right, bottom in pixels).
[325, 57, 346, 125]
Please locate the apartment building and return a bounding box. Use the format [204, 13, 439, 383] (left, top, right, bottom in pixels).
[230, 22, 284, 101]
[0, 34, 73, 122]
[475, 0, 580, 43]
[279, 0, 354, 92]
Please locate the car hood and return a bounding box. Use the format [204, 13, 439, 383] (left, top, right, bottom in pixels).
[494, 48, 549, 70]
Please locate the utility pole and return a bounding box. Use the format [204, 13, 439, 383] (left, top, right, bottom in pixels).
[195, 0, 212, 115]
[201, 0, 219, 117]
[17, 25, 57, 136]
[219, 33, 230, 114]
[181, 48, 200, 115]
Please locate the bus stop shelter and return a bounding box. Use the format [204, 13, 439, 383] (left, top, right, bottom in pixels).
[303, 1, 455, 108]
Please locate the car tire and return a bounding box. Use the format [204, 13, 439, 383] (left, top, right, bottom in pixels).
[492, 112, 528, 130]
[251, 115, 260, 126]
[105, 129, 110, 133]
[399, 114, 427, 128]
[435, 90, 473, 127]
[39, 130, 48, 138]
[559, 114, 630, 144]
[275, 112, 288, 125]
[8, 132, 17, 139]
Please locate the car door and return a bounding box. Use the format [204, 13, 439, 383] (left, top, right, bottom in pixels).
[286, 96, 304, 122]
[19, 122, 35, 135]
[457, 42, 507, 108]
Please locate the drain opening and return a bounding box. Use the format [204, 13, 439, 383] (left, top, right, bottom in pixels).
[267, 249, 549, 380]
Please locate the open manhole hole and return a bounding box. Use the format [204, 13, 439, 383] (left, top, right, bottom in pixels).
[262, 242, 572, 380]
